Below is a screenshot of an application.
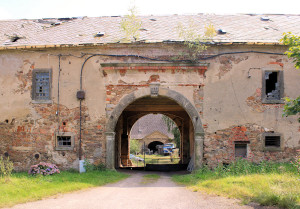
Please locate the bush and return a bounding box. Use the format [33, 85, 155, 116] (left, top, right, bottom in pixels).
[28, 162, 60, 176]
[83, 159, 106, 172]
[291, 155, 300, 175]
[0, 156, 14, 181]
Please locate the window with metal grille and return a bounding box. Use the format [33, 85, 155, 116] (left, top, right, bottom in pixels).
[57, 136, 72, 147]
[32, 69, 51, 101]
[265, 136, 280, 147]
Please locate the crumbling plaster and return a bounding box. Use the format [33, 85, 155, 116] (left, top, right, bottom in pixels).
[0, 43, 299, 170]
[203, 46, 300, 148]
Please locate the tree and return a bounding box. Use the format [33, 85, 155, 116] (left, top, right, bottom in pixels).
[162, 115, 180, 148]
[281, 33, 300, 122]
[120, 6, 142, 43]
[177, 20, 216, 62]
[130, 139, 141, 154]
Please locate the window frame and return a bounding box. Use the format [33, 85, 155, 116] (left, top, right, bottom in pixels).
[55, 132, 75, 151]
[261, 69, 284, 104]
[262, 132, 283, 151]
[32, 69, 52, 103]
[234, 141, 250, 158]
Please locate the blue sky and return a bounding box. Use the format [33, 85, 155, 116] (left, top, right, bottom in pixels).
[0, 0, 299, 20]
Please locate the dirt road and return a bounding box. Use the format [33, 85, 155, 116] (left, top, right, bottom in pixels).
[7, 171, 275, 209]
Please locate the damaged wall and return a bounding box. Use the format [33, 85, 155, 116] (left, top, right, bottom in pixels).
[0, 43, 299, 170]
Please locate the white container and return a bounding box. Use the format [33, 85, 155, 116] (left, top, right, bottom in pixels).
[79, 160, 86, 173]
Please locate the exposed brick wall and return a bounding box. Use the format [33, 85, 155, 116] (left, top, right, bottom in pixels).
[246, 88, 284, 112]
[204, 124, 297, 167]
[0, 102, 106, 171]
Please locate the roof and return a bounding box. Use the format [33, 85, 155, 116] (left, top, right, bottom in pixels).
[130, 114, 174, 139]
[1, 14, 300, 49]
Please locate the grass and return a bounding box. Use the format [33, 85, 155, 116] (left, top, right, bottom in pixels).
[172, 159, 300, 209]
[0, 170, 129, 208]
[141, 174, 160, 184]
[135, 154, 180, 165]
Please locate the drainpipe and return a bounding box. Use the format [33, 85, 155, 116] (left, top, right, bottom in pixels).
[77, 55, 97, 162]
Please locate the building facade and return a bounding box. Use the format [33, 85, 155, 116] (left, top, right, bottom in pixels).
[0, 14, 299, 170]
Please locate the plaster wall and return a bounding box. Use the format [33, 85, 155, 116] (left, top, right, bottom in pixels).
[0, 43, 299, 170]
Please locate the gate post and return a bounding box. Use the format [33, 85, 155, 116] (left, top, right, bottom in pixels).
[194, 132, 204, 170]
[105, 132, 116, 169]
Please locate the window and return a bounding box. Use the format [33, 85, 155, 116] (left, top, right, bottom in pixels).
[262, 70, 284, 104]
[263, 132, 282, 151]
[234, 141, 249, 158]
[55, 132, 74, 151]
[32, 69, 51, 102]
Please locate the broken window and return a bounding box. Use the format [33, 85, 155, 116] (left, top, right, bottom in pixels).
[57, 136, 72, 147]
[262, 70, 284, 103]
[263, 132, 282, 151]
[55, 132, 74, 150]
[32, 69, 51, 102]
[234, 141, 249, 158]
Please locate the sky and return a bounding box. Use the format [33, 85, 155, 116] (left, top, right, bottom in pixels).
[0, 0, 299, 20]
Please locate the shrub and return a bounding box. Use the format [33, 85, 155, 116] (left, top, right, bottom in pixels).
[0, 156, 14, 181]
[291, 155, 300, 175]
[83, 159, 106, 172]
[28, 162, 60, 176]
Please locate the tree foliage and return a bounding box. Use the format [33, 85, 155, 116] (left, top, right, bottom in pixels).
[120, 6, 142, 43]
[162, 115, 180, 148]
[130, 139, 141, 154]
[281, 32, 300, 69]
[283, 96, 300, 122]
[281, 33, 300, 122]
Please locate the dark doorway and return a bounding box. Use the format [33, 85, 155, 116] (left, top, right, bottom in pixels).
[148, 141, 163, 153]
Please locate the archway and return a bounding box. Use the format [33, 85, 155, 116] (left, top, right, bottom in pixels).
[105, 86, 204, 170]
[148, 141, 164, 153]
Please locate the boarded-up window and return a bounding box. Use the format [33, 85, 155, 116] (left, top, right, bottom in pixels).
[235, 142, 248, 158]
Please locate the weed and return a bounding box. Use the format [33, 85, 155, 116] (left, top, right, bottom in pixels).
[0, 156, 14, 182]
[173, 159, 300, 208]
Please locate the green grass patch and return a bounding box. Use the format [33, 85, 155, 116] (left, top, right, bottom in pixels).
[0, 170, 129, 208]
[141, 174, 160, 184]
[172, 159, 300, 209]
[136, 154, 180, 165]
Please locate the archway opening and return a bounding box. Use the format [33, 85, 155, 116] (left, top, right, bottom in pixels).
[148, 141, 163, 153]
[113, 95, 195, 171]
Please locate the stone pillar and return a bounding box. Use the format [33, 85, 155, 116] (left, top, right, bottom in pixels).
[194, 132, 204, 170]
[105, 132, 116, 169]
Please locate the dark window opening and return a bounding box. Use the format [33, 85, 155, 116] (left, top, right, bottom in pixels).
[265, 71, 280, 100]
[235, 144, 247, 158]
[265, 136, 280, 147]
[57, 136, 72, 147]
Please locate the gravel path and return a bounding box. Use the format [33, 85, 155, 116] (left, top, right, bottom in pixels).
[6, 171, 277, 209]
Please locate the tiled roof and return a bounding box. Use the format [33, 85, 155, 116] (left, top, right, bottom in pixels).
[130, 114, 174, 139]
[1, 14, 300, 48]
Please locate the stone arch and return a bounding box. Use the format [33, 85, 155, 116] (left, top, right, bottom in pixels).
[105, 87, 204, 170]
